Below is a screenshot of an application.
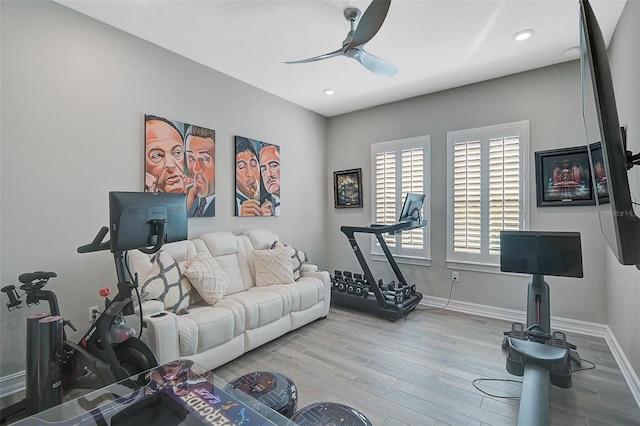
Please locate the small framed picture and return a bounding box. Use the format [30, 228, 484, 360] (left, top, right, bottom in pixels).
[333, 168, 363, 208]
[535, 146, 595, 207]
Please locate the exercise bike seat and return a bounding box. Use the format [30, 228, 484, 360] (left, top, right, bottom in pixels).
[19, 271, 57, 284]
[508, 337, 568, 368]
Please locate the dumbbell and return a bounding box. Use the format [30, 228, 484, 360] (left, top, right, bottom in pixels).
[343, 271, 353, 279]
[385, 289, 405, 303]
[354, 284, 366, 297]
[336, 279, 347, 292]
[334, 270, 343, 278]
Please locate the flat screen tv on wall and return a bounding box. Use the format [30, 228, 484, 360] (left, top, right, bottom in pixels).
[580, 0, 640, 268]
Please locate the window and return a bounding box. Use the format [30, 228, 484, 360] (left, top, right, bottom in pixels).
[446, 121, 528, 271]
[371, 136, 431, 265]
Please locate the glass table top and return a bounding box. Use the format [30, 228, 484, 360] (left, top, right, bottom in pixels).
[12, 360, 298, 426]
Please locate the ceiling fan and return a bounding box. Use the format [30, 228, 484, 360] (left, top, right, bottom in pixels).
[284, 0, 398, 77]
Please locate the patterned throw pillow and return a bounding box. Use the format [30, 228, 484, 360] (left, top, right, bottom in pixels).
[271, 241, 308, 281]
[253, 246, 295, 286]
[141, 250, 191, 314]
[184, 252, 230, 305]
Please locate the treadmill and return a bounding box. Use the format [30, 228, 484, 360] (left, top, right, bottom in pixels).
[335, 194, 426, 321]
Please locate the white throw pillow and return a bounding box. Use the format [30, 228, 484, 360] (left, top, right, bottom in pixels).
[184, 252, 230, 305]
[141, 250, 191, 314]
[253, 246, 295, 286]
[271, 241, 308, 281]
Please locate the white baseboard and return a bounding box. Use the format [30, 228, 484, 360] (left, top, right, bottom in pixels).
[0, 370, 25, 399]
[420, 296, 640, 407]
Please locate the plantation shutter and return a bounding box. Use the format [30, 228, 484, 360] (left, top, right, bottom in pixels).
[489, 136, 521, 255]
[371, 136, 431, 262]
[453, 140, 482, 254]
[401, 147, 424, 249]
[375, 150, 396, 247]
[447, 121, 528, 269]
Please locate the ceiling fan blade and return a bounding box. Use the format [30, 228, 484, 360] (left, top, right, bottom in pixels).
[284, 47, 344, 64]
[354, 49, 398, 77]
[346, 0, 391, 50]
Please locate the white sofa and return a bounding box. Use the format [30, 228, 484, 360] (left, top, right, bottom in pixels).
[126, 229, 331, 370]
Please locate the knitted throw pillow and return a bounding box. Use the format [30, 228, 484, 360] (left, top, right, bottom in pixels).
[184, 252, 230, 305]
[253, 246, 294, 286]
[141, 250, 191, 314]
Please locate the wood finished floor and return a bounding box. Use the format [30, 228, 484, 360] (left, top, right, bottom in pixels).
[215, 306, 640, 426]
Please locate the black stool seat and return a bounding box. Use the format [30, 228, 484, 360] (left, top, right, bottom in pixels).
[291, 402, 372, 426]
[227, 371, 297, 418]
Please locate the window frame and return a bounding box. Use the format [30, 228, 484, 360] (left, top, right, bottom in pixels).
[370, 135, 431, 266]
[446, 121, 529, 272]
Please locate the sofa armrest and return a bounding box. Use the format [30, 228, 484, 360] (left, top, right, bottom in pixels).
[301, 266, 331, 317]
[134, 300, 165, 316]
[139, 311, 180, 365]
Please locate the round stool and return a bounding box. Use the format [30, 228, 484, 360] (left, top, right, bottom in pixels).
[291, 402, 372, 426]
[227, 371, 297, 418]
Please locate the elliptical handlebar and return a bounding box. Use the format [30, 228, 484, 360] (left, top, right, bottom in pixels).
[77, 226, 111, 253]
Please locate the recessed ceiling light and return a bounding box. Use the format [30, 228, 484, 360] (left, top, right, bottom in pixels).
[513, 29, 535, 41]
[323, 89, 335, 96]
[564, 46, 581, 59]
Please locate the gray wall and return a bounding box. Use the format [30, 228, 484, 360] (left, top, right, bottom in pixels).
[606, 0, 640, 376]
[0, 1, 327, 377]
[326, 61, 608, 323]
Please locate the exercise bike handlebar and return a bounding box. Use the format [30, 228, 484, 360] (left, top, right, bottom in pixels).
[77, 226, 111, 253]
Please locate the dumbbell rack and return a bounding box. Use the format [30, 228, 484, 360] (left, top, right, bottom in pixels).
[335, 220, 425, 321]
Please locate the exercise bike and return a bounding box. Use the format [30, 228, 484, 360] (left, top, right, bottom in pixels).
[499, 231, 584, 426]
[1, 226, 157, 421]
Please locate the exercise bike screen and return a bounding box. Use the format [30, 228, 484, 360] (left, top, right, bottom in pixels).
[500, 231, 583, 278]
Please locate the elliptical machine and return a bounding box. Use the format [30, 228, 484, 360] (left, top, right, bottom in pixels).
[499, 231, 584, 426]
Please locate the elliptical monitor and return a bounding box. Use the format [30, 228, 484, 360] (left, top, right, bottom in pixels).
[398, 193, 425, 223]
[109, 191, 187, 253]
[500, 231, 583, 278]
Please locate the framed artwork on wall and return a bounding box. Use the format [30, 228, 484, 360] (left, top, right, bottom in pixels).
[144, 114, 216, 217]
[334, 168, 363, 208]
[535, 146, 594, 207]
[234, 136, 281, 217]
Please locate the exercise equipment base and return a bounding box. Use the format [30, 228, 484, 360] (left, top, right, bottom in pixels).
[331, 291, 423, 321]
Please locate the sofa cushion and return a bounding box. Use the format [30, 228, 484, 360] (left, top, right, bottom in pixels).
[253, 246, 294, 286]
[141, 250, 191, 314]
[243, 229, 278, 250]
[271, 241, 308, 281]
[226, 291, 287, 329]
[195, 233, 254, 294]
[176, 305, 237, 355]
[184, 252, 229, 305]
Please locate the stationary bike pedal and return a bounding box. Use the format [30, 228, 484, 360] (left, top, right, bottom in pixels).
[508, 322, 525, 340]
[551, 331, 569, 348]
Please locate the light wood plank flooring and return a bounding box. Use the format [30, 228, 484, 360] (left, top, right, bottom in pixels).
[215, 306, 640, 426]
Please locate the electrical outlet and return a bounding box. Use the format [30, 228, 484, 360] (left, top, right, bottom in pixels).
[89, 306, 99, 323]
[452, 271, 460, 282]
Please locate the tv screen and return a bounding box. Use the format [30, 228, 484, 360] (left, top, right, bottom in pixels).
[500, 231, 583, 278]
[109, 192, 188, 253]
[399, 193, 425, 223]
[580, 0, 640, 267]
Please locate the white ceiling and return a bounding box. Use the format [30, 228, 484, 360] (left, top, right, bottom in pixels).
[56, 0, 626, 118]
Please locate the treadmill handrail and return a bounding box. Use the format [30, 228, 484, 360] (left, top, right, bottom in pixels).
[341, 220, 426, 235]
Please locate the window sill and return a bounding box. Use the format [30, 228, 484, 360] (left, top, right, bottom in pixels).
[445, 259, 526, 277]
[372, 253, 431, 267]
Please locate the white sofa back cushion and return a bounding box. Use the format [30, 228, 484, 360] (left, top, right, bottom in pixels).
[243, 229, 278, 250]
[196, 232, 254, 295]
